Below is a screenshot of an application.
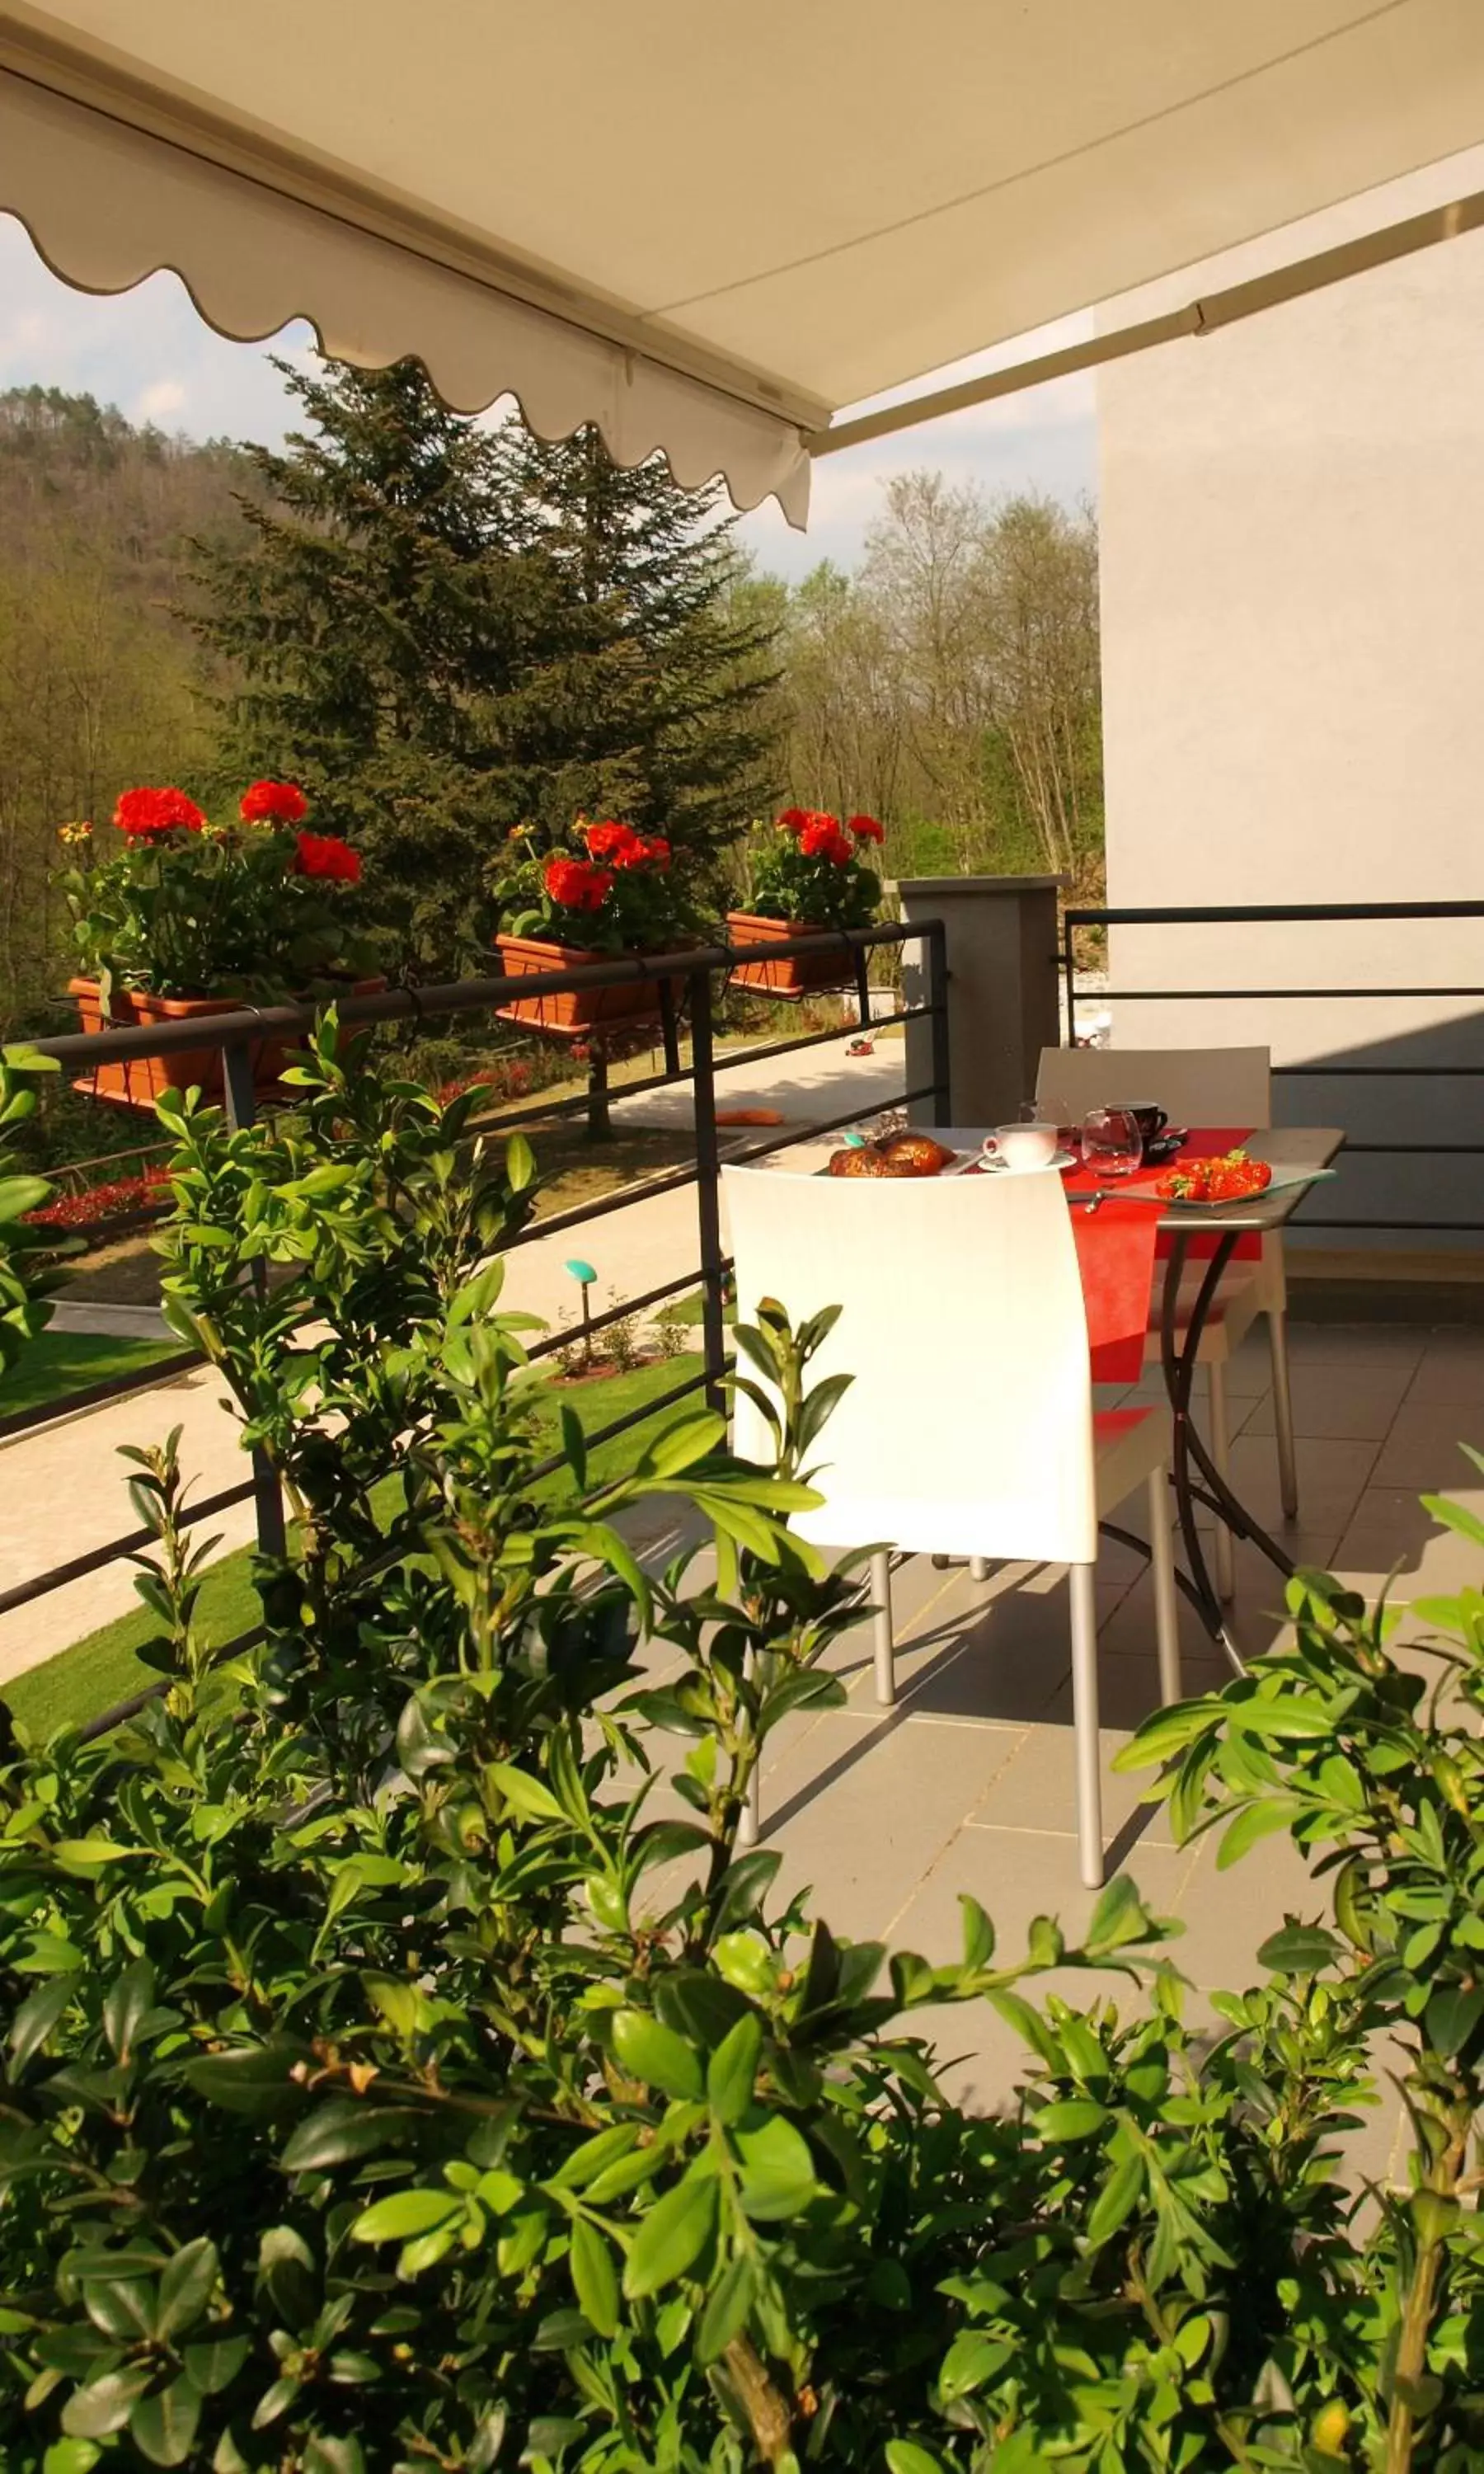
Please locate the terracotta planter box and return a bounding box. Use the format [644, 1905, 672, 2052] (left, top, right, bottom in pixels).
[492, 933, 686, 1035]
[68, 977, 384, 1112]
[726, 911, 854, 998]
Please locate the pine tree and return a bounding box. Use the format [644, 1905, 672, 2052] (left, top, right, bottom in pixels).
[192, 365, 782, 977]
[190, 363, 612, 976]
[510, 426, 782, 881]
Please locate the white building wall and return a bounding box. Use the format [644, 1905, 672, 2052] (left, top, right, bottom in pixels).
[1096, 145, 1484, 1251]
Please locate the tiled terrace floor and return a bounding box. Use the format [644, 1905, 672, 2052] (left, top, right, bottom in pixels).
[639, 1316, 1484, 2157]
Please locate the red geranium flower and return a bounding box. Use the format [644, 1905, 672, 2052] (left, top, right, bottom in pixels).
[240, 779, 308, 825]
[800, 812, 846, 859]
[641, 836, 672, 869]
[113, 786, 206, 838]
[584, 819, 641, 863]
[848, 813, 884, 844]
[777, 807, 811, 834]
[294, 831, 362, 883]
[544, 856, 613, 913]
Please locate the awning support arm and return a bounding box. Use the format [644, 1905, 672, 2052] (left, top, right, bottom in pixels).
[806, 184, 1484, 458]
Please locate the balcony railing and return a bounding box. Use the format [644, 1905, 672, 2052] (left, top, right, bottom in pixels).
[1063, 900, 1484, 1239]
[3, 921, 950, 1739]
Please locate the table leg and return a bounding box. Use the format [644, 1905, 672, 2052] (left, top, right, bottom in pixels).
[1159, 1230, 1298, 1674]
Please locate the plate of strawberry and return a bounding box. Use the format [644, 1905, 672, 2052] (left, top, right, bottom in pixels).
[1155, 1148, 1275, 1206]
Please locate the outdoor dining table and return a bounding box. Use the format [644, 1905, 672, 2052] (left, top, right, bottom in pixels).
[934, 1122, 1346, 1669]
[1068, 1123, 1345, 1667]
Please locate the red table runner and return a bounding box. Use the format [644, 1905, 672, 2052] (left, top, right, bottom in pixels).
[1064, 1127, 1265, 1377]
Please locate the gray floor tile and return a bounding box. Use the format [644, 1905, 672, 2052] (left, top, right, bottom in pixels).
[1169, 1830, 1330, 1992]
[1285, 1323, 1427, 1371]
[1223, 1430, 1381, 1534]
[756, 1707, 1027, 1944]
[889, 1823, 1196, 1974]
[1405, 1338, 1484, 1408]
[966, 1719, 1181, 1848]
[1243, 1363, 1417, 1441]
[1372, 1405, 1484, 1490]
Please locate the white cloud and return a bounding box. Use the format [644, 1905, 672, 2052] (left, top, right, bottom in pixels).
[134, 377, 187, 422]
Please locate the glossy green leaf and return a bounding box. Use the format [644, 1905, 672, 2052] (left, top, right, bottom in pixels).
[1034, 2099, 1109, 2142]
[129, 2378, 203, 2469]
[1215, 1797, 1302, 1870]
[154, 2239, 218, 2340]
[568, 2218, 619, 2339]
[351, 2189, 463, 2245]
[181, 2335, 249, 2396]
[1085, 2152, 1145, 2248]
[611, 2008, 703, 2102]
[696, 2252, 756, 2365]
[938, 2329, 1015, 2401]
[60, 2365, 153, 2439]
[8, 1973, 75, 2072]
[735, 2114, 817, 2222]
[706, 2012, 762, 2127]
[1256, 1923, 1342, 1976]
[1425, 1986, 1484, 2058]
[484, 1761, 566, 1825]
[280, 2101, 428, 2173]
[81, 2279, 156, 2344]
[622, 2175, 716, 2300]
[959, 1893, 995, 1972]
[42, 2443, 102, 2474]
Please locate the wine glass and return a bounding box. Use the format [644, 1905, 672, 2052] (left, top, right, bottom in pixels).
[1080, 1106, 1143, 1180]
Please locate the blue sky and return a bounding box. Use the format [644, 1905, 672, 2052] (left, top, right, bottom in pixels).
[0, 214, 1096, 580]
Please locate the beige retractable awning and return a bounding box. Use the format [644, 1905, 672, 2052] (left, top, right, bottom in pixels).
[3, 0, 1484, 524]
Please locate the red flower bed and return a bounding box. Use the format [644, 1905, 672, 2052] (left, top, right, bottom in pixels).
[25, 1164, 172, 1230]
[434, 1060, 535, 1107]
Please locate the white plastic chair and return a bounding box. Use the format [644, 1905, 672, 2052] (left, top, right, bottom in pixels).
[723, 1161, 1181, 1888]
[1035, 1046, 1298, 1601]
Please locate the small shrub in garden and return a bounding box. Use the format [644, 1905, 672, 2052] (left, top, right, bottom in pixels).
[601, 1290, 644, 1374]
[5, 1029, 1484, 2467]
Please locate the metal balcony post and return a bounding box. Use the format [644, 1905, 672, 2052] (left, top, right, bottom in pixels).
[688, 967, 728, 1414]
[221, 1036, 288, 1564]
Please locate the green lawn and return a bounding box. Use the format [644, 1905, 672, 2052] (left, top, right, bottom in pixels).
[5, 1352, 707, 1742]
[0, 1329, 177, 1421]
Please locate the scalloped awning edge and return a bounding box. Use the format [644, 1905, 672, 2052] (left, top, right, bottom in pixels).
[0, 68, 813, 526]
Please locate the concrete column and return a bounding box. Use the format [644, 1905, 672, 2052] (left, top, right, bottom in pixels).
[897, 876, 1064, 1127]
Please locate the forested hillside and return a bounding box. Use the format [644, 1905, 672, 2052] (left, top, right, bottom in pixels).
[0, 386, 251, 1025]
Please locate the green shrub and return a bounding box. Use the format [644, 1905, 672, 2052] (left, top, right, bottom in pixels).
[2, 1024, 1484, 2471]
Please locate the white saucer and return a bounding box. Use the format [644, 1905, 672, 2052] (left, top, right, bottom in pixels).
[951, 1148, 1077, 1176]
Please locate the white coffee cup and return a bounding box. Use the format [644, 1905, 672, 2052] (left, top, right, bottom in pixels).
[981, 1121, 1058, 1171]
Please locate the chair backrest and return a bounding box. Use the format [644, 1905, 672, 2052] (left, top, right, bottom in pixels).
[723, 1162, 1099, 1564]
[1036, 1045, 1272, 1131]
